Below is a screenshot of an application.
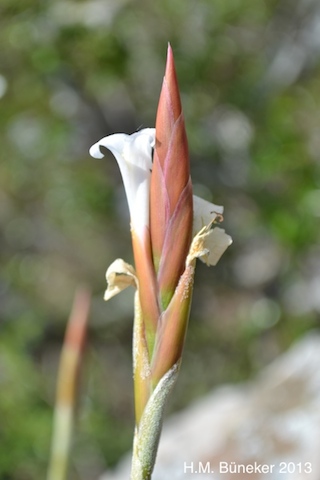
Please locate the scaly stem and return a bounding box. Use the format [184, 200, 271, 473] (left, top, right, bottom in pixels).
[131, 359, 180, 480]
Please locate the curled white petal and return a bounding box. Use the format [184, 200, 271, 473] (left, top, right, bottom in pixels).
[188, 224, 232, 266]
[104, 258, 137, 301]
[190, 195, 231, 265]
[199, 226, 232, 265]
[90, 128, 155, 232]
[193, 195, 224, 237]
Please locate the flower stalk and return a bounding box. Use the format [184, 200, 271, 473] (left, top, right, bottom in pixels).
[90, 44, 232, 480]
[47, 287, 90, 480]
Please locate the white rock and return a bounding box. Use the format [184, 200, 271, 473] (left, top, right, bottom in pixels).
[101, 333, 320, 480]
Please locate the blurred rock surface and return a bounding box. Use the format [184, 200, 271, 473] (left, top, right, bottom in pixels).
[100, 332, 320, 480]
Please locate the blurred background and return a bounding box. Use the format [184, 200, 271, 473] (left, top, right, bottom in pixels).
[1, 0, 320, 478]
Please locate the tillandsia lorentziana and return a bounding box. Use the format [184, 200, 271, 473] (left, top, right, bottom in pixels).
[90, 45, 232, 480]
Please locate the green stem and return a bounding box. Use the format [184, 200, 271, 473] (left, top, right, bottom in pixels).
[130, 362, 180, 479]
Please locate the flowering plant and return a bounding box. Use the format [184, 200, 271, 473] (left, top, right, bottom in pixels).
[90, 45, 232, 480]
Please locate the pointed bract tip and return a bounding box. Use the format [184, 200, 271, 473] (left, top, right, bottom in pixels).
[160, 43, 181, 123]
[165, 43, 176, 79]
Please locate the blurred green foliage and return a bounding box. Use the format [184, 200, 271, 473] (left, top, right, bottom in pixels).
[1, 0, 320, 478]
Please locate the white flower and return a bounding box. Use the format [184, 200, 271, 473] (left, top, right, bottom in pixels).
[192, 195, 232, 265]
[192, 195, 223, 236]
[90, 129, 232, 272]
[187, 224, 232, 266]
[90, 128, 155, 233]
